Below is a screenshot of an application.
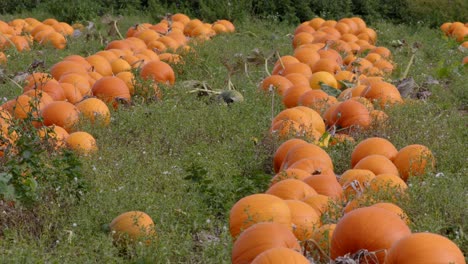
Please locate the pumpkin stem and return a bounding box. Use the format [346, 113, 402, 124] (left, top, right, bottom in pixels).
[275, 50, 285, 70]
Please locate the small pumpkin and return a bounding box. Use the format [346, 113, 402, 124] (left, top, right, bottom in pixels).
[109, 211, 156, 247]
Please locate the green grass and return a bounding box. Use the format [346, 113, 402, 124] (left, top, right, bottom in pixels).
[0, 14, 467, 263]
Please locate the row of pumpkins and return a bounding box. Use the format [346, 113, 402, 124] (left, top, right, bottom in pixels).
[230, 17, 465, 263]
[439, 21, 468, 65]
[0, 17, 78, 64]
[260, 17, 402, 144]
[0, 13, 235, 157]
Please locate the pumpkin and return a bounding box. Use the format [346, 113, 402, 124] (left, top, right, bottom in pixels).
[371, 202, 409, 224]
[361, 81, 402, 109]
[331, 206, 411, 263]
[37, 125, 69, 148]
[385, 232, 466, 264]
[392, 144, 435, 181]
[251, 247, 309, 264]
[266, 178, 318, 200]
[232, 222, 301, 264]
[285, 200, 320, 241]
[351, 137, 398, 167]
[273, 138, 309, 173]
[229, 193, 291, 239]
[140, 60, 175, 85]
[339, 169, 376, 198]
[91, 76, 131, 104]
[354, 154, 399, 176]
[301, 194, 332, 215]
[41, 101, 80, 132]
[50, 60, 88, 80]
[65, 131, 97, 154]
[109, 211, 156, 247]
[369, 173, 408, 193]
[280, 143, 333, 172]
[270, 169, 311, 186]
[332, 99, 371, 130]
[287, 158, 334, 176]
[303, 174, 343, 200]
[75, 98, 111, 126]
[260, 75, 294, 96]
[281, 85, 312, 108]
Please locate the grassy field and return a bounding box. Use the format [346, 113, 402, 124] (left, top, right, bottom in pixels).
[0, 13, 467, 263]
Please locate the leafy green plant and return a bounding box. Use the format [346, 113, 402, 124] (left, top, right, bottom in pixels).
[0, 96, 85, 208]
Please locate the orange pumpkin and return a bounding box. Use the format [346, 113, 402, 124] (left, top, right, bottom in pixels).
[229, 193, 291, 239]
[251, 247, 309, 264]
[392, 144, 435, 181]
[354, 154, 399, 176]
[41, 101, 80, 132]
[91, 76, 131, 104]
[385, 232, 466, 264]
[351, 137, 398, 167]
[75, 98, 111, 126]
[273, 138, 309, 173]
[266, 178, 318, 200]
[285, 200, 320, 241]
[109, 211, 156, 247]
[231, 222, 301, 264]
[140, 60, 175, 85]
[331, 206, 411, 263]
[65, 131, 97, 154]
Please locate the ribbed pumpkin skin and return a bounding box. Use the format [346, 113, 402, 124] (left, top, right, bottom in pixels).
[331, 206, 411, 263]
[385, 233, 466, 264]
[231, 222, 301, 264]
[229, 193, 292, 239]
[351, 137, 398, 167]
[109, 211, 156, 246]
[251, 247, 309, 264]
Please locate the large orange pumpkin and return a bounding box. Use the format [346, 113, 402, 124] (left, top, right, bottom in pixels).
[229, 193, 291, 239]
[285, 199, 320, 241]
[266, 178, 318, 200]
[273, 138, 309, 173]
[41, 101, 80, 132]
[75, 98, 111, 126]
[140, 60, 175, 85]
[392, 144, 435, 182]
[385, 232, 466, 264]
[351, 137, 398, 167]
[331, 206, 411, 263]
[91, 76, 131, 104]
[231, 222, 301, 264]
